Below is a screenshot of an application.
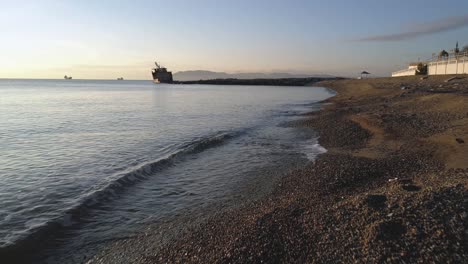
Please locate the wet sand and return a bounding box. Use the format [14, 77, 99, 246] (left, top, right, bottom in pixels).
[91, 75, 467, 263]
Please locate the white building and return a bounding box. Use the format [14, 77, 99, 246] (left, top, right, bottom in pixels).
[391, 63, 420, 77]
[392, 43, 468, 77]
[427, 53, 468, 75]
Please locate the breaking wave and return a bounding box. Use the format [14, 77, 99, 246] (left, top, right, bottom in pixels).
[0, 131, 240, 259]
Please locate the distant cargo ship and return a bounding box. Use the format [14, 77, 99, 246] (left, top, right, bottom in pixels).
[152, 61, 173, 83]
[64, 75, 72, 80]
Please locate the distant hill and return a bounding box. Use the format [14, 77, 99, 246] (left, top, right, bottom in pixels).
[173, 70, 334, 81]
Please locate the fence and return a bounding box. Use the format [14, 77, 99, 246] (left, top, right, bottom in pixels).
[392, 51, 468, 77]
[427, 56, 468, 75]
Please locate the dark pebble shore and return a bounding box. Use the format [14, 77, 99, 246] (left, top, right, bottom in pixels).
[91, 75, 468, 263]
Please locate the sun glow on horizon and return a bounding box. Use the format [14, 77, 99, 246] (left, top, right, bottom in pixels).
[1, 0, 468, 79]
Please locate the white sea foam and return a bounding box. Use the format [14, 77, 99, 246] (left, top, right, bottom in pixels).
[303, 141, 327, 161]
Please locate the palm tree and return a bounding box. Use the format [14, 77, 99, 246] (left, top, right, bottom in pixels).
[438, 50, 449, 59]
[462, 45, 468, 54]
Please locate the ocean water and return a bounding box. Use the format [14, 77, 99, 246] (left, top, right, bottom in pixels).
[0, 79, 333, 262]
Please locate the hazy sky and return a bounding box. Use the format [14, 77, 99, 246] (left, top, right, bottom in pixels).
[1, 0, 468, 79]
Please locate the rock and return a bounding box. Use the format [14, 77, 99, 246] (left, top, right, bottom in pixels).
[366, 194, 387, 209]
[402, 184, 421, 192]
[455, 138, 464, 144]
[397, 178, 413, 185]
[367, 220, 407, 242]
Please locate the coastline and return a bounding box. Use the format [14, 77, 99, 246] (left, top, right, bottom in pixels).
[172, 77, 343, 86]
[92, 76, 467, 263]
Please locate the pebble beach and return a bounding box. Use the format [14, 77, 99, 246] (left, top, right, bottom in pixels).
[91, 75, 468, 263]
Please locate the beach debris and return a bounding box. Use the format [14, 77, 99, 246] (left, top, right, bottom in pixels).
[455, 138, 464, 144]
[444, 76, 464, 83]
[388, 177, 398, 182]
[420, 76, 428, 80]
[366, 194, 387, 209]
[400, 86, 409, 90]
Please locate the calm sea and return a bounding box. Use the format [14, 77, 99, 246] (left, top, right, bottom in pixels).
[0, 79, 333, 262]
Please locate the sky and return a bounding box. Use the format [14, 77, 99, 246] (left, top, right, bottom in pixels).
[1, 0, 468, 79]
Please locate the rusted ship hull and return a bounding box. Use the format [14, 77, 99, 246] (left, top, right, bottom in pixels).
[152, 61, 173, 83]
[152, 71, 173, 83]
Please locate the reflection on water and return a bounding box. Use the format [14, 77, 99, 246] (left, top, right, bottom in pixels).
[0, 79, 333, 262]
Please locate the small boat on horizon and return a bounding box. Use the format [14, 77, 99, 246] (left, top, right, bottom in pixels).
[64, 75, 72, 80]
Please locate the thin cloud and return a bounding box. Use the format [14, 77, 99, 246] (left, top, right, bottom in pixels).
[356, 14, 468, 41]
